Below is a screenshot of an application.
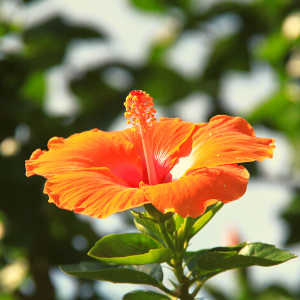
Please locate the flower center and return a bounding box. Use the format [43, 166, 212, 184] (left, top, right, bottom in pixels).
[124, 90, 158, 185]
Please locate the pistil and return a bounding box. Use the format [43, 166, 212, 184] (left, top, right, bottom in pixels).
[139, 125, 158, 185]
[124, 90, 158, 185]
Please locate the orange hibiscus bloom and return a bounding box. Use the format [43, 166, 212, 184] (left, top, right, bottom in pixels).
[26, 91, 275, 218]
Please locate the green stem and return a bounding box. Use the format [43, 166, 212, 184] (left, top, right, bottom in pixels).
[157, 283, 179, 298]
[191, 281, 204, 299]
[157, 222, 176, 252]
[178, 276, 193, 300]
[158, 219, 209, 299]
[177, 217, 197, 252]
[172, 259, 184, 283]
[158, 222, 194, 299]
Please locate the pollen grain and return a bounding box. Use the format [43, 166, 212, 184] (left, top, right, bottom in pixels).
[124, 90, 156, 132]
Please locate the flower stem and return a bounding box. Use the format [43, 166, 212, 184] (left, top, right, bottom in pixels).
[158, 222, 193, 299]
[157, 283, 179, 298]
[157, 221, 176, 252]
[191, 281, 204, 298]
[177, 217, 196, 251]
[157, 219, 206, 300]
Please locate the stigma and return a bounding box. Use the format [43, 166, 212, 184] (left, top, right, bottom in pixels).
[124, 90, 156, 132]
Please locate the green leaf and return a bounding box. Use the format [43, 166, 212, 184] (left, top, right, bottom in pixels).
[256, 31, 292, 65]
[132, 211, 165, 246]
[256, 285, 298, 300]
[282, 196, 300, 245]
[202, 284, 230, 300]
[0, 23, 10, 37]
[184, 249, 210, 277]
[248, 89, 291, 123]
[131, 0, 167, 12]
[135, 65, 191, 105]
[24, 16, 104, 70]
[176, 203, 223, 250]
[21, 71, 45, 105]
[175, 214, 185, 231]
[60, 262, 163, 286]
[188, 202, 224, 239]
[88, 233, 174, 265]
[184, 242, 297, 280]
[123, 290, 171, 300]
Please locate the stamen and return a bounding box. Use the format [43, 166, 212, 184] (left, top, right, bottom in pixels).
[124, 90, 158, 185]
[124, 90, 156, 132]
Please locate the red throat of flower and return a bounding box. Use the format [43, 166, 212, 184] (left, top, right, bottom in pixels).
[124, 91, 158, 185]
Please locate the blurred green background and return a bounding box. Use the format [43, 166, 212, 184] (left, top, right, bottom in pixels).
[0, 0, 299, 299]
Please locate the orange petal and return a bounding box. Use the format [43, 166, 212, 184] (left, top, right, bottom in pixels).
[159, 117, 183, 122]
[44, 167, 148, 218]
[26, 129, 143, 187]
[113, 119, 194, 183]
[141, 164, 249, 218]
[171, 115, 275, 177]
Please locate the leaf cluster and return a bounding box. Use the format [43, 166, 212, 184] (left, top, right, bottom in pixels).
[61, 204, 296, 300]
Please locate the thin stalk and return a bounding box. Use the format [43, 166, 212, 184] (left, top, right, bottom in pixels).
[186, 270, 193, 279]
[191, 281, 204, 299]
[157, 283, 179, 298]
[157, 222, 176, 252]
[177, 217, 196, 252]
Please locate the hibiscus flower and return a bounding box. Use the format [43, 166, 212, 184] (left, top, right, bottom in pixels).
[26, 91, 275, 218]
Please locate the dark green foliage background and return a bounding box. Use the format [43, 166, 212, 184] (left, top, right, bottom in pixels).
[0, 0, 299, 299]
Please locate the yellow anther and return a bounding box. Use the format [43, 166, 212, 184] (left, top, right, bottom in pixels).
[123, 90, 156, 132]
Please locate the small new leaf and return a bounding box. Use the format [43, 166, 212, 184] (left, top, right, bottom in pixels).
[132, 211, 165, 245]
